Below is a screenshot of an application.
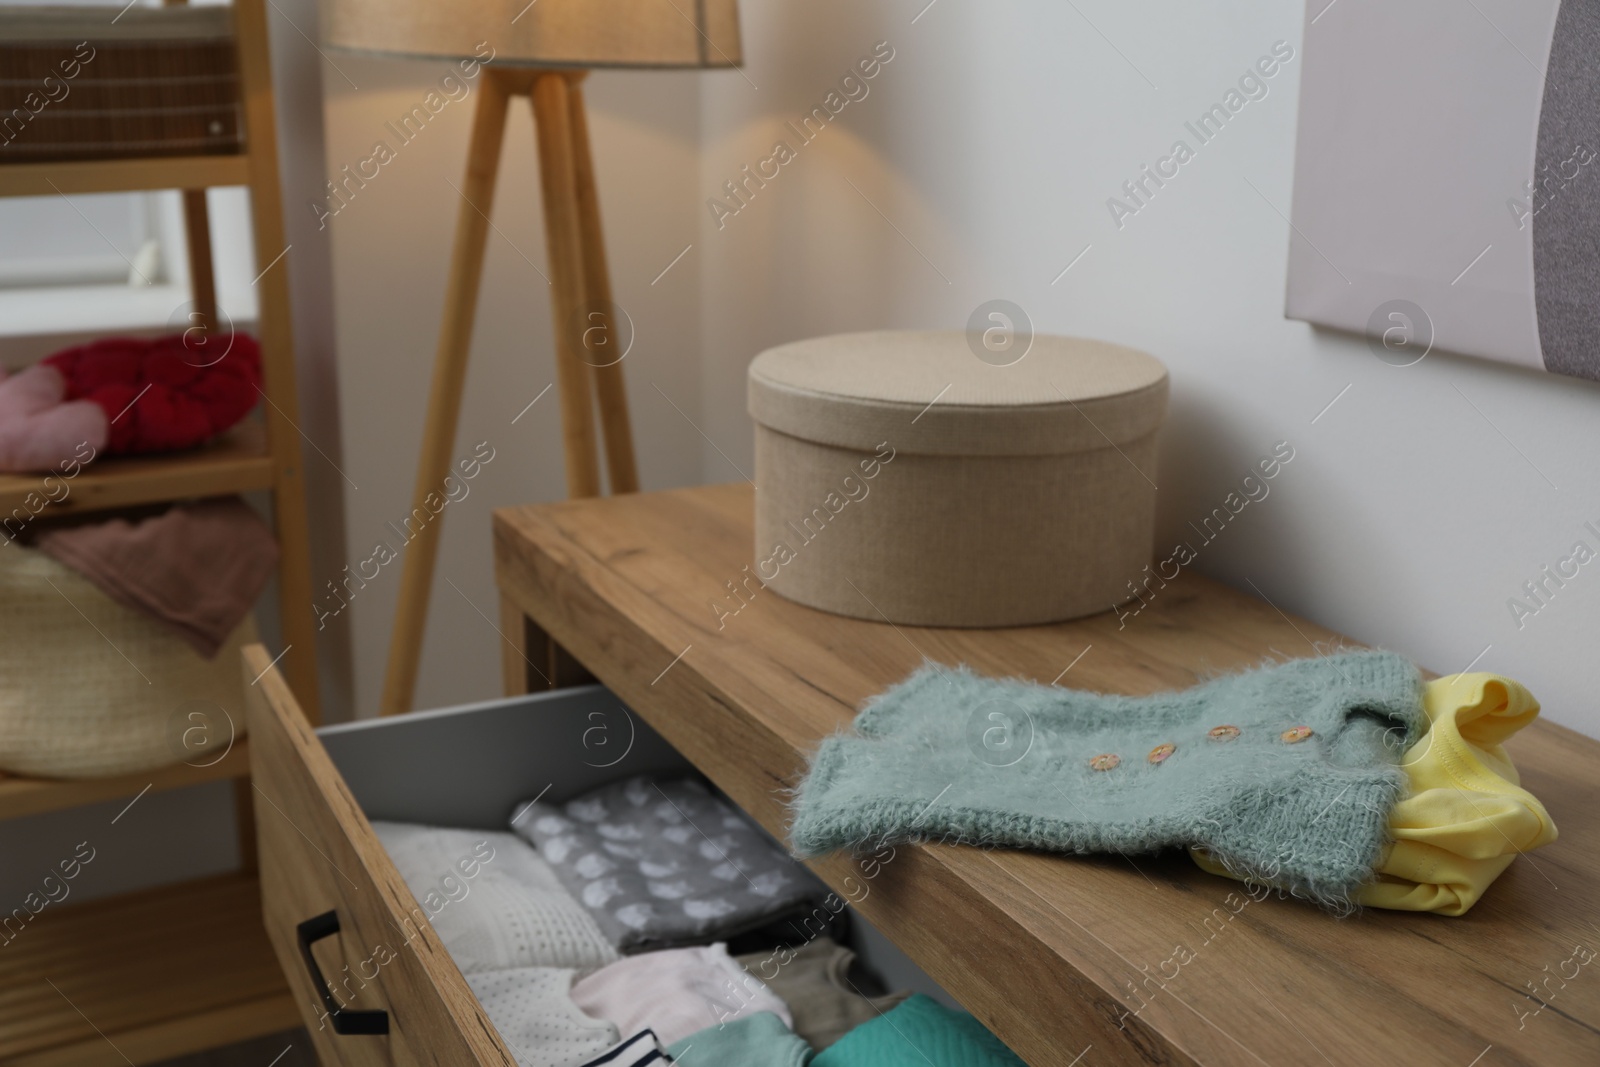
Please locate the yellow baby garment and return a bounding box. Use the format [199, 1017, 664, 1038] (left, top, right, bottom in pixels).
[1193, 672, 1557, 915]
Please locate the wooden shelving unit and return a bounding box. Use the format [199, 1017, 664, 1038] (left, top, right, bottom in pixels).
[0, 875, 300, 1067]
[0, 2, 321, 714]
[0, 422, 273, 517]
[0, 0, 321, 1061]
[0, 741, 251, 823]
[0, 154, 250, 197]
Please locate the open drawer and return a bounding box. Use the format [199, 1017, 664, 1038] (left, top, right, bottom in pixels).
[243, 645, 698, 1065]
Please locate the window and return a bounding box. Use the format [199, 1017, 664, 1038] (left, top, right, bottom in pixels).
[0, 187, 259, 338]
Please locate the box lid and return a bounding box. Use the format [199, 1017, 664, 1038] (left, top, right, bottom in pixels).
[747, 330, 1168, 456]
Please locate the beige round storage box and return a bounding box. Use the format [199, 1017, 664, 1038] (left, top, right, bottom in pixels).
[748, 330, 1168, 627]
[0, 547, 253, 779]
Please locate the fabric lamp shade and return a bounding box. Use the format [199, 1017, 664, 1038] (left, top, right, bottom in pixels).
[322, 0, 742, 68]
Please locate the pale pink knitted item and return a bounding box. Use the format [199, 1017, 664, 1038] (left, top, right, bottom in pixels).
[0, 364, 106, 472]
[570, 943, 791, 1047]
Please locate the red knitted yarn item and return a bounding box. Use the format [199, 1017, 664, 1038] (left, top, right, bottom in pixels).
[42, 334, 260, 455]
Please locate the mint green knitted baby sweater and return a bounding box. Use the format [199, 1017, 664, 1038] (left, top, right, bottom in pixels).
[790, 651, 1426, 909]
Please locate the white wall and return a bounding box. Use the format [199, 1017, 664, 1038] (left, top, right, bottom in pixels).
[320, 58, 705, 715]
[270, 0, 354, 722]
[696, 0, 1600, 738]
[316, 0, 1599, 740]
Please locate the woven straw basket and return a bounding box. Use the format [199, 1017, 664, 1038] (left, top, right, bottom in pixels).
[0, 546, 253, 779]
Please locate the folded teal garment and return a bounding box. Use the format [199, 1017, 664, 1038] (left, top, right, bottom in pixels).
[791, 651, 1426, 909]
[667, 1011, 812, 1067]
[812, 995, 1022, 1067]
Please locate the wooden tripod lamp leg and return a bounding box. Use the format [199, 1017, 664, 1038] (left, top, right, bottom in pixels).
[531, 72, 603, 500]
[383, 69, 638, 711]
[566, 76, 638, 494]
[378, 71, 513, 717]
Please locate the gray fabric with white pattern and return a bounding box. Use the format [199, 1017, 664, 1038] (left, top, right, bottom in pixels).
[511, 776, 829, 953]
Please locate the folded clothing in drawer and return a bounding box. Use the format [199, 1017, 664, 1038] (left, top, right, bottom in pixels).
[812, 994, 1025, 1067]
[666, 1010, 810, 1066]
[261, 661, 1021, 1065]
[465, 967, 621, 1066]
[737, 939, 911, 1051]
[513, 776, 833, 953]
[572, 942, 790, 1046]
[366, 809, 1004, 1066]
[368, 819, 830, 1065]
[372, 821, 619, 974]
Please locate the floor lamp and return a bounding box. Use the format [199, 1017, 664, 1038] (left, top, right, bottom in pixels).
[321, 0, 743, 715]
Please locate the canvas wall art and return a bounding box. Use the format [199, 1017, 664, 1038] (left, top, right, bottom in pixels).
[1286, 0, 1599, 381]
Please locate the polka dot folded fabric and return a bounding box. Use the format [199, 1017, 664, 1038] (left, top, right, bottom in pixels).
[789, 651, 1430, 911]
[511, 776, 833, 953]
[464, 967, 620, 1067]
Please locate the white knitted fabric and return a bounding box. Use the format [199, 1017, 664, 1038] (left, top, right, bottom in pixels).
[372, 822, 618, 974]
[466, 967, 620, 1067]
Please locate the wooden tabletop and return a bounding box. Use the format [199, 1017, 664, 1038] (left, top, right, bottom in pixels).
[493, 483, 1600, 1067]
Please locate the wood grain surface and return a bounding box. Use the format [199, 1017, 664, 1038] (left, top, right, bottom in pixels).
[0, 423, 271, 518]
[0, 739, 250, 822]
[233, 0, 321, 721]
[494, 482, 1600, 1067]
[0, 874, 297, 1067]
[0, 154, 248, 197]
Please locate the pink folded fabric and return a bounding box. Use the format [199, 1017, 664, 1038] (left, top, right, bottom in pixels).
[35, 496, 277, 658]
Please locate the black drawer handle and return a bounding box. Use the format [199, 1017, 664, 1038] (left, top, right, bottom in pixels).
[297, 910, 390, 1035]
